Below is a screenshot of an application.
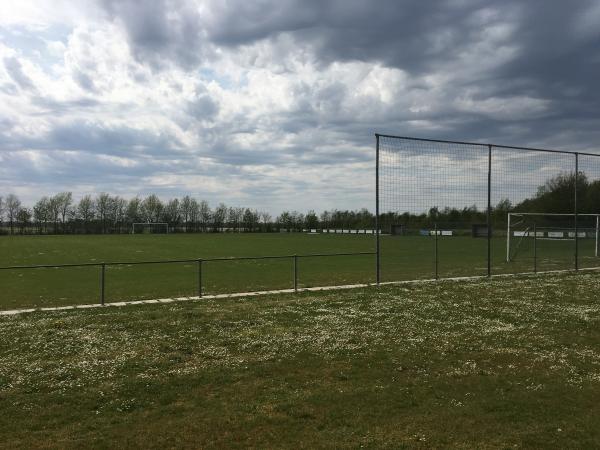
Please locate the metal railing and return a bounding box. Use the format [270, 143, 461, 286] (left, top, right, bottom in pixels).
[0, 251, 376, 306]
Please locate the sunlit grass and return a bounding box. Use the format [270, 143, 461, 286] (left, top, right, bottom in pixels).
[0, 273, 598, 448]
[0, 233, 596, 309]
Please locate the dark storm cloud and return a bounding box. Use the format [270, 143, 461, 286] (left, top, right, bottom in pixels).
[100, 0, 210, 70]
[98, 0, 600, 151]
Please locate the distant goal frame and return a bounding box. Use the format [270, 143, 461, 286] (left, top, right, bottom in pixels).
[506, 212, 600, 262]
[132, 222, 170, 234]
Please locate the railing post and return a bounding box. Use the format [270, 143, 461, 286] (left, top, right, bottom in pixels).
[100, 263, 105, 305]
[293, 255, 298, 292]
[197, 259, 203, 298]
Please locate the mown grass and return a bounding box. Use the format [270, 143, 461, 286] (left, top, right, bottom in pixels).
[0, 233, 598, 309]
[0, 273, 599, 448]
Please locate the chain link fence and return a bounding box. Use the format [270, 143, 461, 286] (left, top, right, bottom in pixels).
[376, 134, 600, 282]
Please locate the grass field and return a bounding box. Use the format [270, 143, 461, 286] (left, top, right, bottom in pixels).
[1, 233, 598, 309]
[0, 273, 599, 448]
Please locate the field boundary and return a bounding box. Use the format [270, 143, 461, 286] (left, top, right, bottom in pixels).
[2, 265, 599, 316]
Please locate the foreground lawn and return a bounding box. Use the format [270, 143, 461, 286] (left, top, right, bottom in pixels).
[0, 273, 599, 448]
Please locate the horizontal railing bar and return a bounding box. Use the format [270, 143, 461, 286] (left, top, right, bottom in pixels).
[106, 258, 200, 266]
[0, 251, 376, 271]
[296, 252, 376, 258]
[375, 133, 600, 157]
[202, 255, 296, 262]
[0, 262, 103, 270]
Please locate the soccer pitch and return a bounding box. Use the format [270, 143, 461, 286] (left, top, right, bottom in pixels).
[0, 274, 599, 448]
[0, 233, 598, 309]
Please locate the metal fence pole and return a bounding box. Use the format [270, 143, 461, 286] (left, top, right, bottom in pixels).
[506, 213, 511, 263]
[100, 263, 105, 305]
[434, 222, 439, 280]
[487, 144, 492, 277]
[292, 255, 298, 292]
[575, 153, 579, 271]
[533, 223, 537, 274]
[375, 133, 380, 285]
[594, 216, 600, 256]
[197, 259, 203, 298]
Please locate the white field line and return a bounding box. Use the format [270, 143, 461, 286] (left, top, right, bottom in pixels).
[1, 266, 599, 317]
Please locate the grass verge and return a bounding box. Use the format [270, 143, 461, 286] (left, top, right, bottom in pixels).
[0, 273, 599, 448]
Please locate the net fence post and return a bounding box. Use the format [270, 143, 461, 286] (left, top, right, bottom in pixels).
[575, 153, 579, 271]
[487, 144, 492, 277]
[375, 133, 380, 285]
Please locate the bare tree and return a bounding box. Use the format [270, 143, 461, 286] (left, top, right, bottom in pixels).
[126, 197, 143, 228]
[305, 210, 319, 230]
[277, 211, 292, 231]
[48, 195, 61, 234]
[180, 195, 192, 232]
[111, 196, 127, 233]
[5, 194, 21, 234]
[212, 203, 227, 232]
[96, 193, 112, 234]
[33, 197, 50, 234]
[142, 194, 163, 223]
[290, 211, 305, 231]
[163, 199, 180, 228]
[77, 195, 95, 233]
[16, 207, 31, 234]
[189, 198, 200, 232]
[57, 192, 73, 233]
[243, 208, 259, 232]
[260, 211, 272, 232]
[199, 200, 211, 232]
[0, 196, 4, 225]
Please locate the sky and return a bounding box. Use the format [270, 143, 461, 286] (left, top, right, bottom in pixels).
[1, 0, 600, 214]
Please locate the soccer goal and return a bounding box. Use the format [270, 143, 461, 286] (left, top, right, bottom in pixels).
[506, 213, 599, 262]
[132, 223, 170, 234]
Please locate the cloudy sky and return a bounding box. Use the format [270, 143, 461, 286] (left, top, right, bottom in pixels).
[1, 0, 600, 213]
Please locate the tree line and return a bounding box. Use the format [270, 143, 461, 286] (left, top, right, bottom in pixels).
[0, 193, 378, 235]
[1, 172, 597, 235]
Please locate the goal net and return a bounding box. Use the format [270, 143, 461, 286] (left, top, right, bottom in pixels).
[506, 213, 599, 262]
[132, 223, 169, 234]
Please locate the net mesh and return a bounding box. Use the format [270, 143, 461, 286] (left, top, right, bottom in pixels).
[377, 135, 600, 280]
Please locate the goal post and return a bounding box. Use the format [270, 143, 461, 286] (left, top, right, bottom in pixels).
[132, 223, 170, 234]
[506, 213, 599, 262]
